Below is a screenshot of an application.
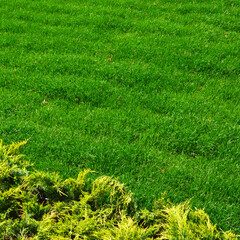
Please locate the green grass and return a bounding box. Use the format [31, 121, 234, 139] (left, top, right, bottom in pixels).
[1, 0, 240, 234]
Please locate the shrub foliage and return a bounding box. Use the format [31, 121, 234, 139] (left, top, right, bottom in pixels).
[0, 140, 237, 239]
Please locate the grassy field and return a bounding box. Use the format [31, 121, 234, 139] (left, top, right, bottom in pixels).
[1, 0, 240, 234]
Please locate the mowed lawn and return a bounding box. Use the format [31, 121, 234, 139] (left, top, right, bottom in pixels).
[1, 0, 240, 233]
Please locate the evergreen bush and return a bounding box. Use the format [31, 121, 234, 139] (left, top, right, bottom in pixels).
[0, 140, 238, 239]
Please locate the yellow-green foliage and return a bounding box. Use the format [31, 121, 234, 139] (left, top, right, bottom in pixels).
[159, 201, 236, 240]
[0, 140, 238, 239]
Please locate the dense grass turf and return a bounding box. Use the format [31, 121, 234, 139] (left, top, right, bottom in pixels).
[1, 0, 240, 233]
